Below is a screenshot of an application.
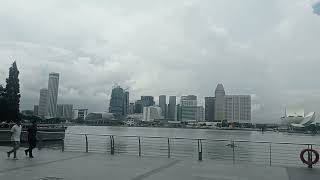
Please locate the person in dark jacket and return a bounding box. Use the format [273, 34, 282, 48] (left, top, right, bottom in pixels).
[24, 120, 37, 158]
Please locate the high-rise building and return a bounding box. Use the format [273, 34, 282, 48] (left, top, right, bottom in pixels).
[214, 84, 225, 121]
[47, 72, 60, 118]
[168, 96, 176, 120]
[176, 104, 182, 121]
[38, 88, 48, 118]
[134, 100, 143, 113]
[196, 106, 205, 122]
[33, 105, 39, 116]
[141, 96, 154, 108]
[109, 86, 128, 117]
[143, 106, 162, 122]
[129, 103, 135, 114]
[123, 91, 129, 116]
[225, 95, 251, 123]
[181, 95, 197, 121]
[159, 95, 167, 118]
[205, 97, 215, 121]
[57, 104, 73, 119]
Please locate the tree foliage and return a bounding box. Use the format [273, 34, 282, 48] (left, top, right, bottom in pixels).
[0, 61, 21, 122]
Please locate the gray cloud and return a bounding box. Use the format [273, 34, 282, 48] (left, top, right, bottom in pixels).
[1, 0, 320, 122]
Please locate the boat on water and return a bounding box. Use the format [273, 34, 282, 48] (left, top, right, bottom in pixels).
[0, 123, 66, 143]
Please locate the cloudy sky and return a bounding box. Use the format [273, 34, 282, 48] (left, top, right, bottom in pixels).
[0, 0, 320, 122]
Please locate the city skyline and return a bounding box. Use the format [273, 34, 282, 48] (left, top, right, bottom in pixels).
[1, 1, 320, 123]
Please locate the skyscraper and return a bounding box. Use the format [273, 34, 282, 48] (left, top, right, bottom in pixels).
[225, 95, 251, 123]
[196, 106, 205, 122]
[134, 100, 143, 113]
[214, 84, 225, 121]
[109, 86, 125, 116]
[205, 97, 215, 121]
[181, 95, 197, 121]
[47, 72, 60, 118]
[141, 96, 154, 108]
[123, 91, 129, 116]
[168, 96, 176, 120]
[159, 95, 167, 118]
[38, 88, 48, 118]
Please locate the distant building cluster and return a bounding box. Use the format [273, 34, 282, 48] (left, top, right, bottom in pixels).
[109, 83, 251, 124]
[29, 77, 251, 124]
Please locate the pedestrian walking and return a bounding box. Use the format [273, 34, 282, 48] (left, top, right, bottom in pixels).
[25, 120, 37, 158]
[7, 121, 22, 159]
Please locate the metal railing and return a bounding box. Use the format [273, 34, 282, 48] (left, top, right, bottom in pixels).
[61, 133, 320, 168]
[1, 130, 319, 168]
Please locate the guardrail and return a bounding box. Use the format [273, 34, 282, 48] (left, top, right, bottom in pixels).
[1, 130, 319, 168]
[61, 133, 320, 168]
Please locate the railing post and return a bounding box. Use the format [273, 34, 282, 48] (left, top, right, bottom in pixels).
[61, 139, 65, 152]
[232, 140, 235, 164]
[198, 139, 202, 161]
[168, 138, 170, 158]
[110, 136, 115, 155]
[269, 143, 272, 166]
[308, 144, 313, 169]
[85, 134, 88, 153]
[138, 137, 141, 157]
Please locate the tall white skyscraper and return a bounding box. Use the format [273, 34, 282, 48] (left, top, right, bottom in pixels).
[38, 88, 48, 117]
[47, 72, 60, 118]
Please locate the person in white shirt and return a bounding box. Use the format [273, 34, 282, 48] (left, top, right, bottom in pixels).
[7, 121, 22, 159]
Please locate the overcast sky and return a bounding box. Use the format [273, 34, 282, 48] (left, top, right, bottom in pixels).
[0, 0, 320, 122]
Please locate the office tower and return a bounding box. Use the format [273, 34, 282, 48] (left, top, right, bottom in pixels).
[38, 88, 48, 117]
[168, 96, 176, 120]
[214, 84, 225, 121]
[134, 100, 143, 113]
[33, 105, 39, 116]
[159, 95, 167, 118]
[123, 91, 129, 116]
[180, 95, 197, 121]
[129, 103, 135, 114]
[47, 72, 60, 118]
[225, 95, 251, 123]
[205, 97, 215, 122]
[176, 104, 181, 121]
[196, 106, 205, 122]
[141, 96, 155, 108]
[109, 86, 128, 117]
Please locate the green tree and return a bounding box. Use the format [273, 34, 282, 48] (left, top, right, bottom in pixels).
[5, 61, 21, 122]
[0, 85, 8, 122]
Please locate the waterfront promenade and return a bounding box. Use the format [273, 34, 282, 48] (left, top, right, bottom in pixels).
[0, 146, 319, 180]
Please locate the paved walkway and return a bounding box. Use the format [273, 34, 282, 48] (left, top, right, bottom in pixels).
[0, 147, 319, 180]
